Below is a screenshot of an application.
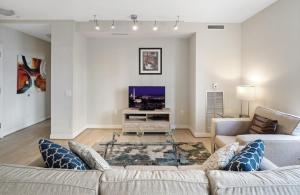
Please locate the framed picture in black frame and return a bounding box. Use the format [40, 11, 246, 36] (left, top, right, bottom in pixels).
[139, 48, 162, 75]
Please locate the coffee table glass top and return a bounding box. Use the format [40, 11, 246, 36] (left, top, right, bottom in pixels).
[98, 129, 179, 166]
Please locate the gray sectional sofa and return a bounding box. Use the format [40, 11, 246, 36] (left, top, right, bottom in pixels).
[1, 163, 300, 195]
[2, 106, 300, 194]
[211, 106, 300, 166]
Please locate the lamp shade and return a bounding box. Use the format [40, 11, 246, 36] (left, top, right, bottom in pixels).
[236, 85, 256, 101]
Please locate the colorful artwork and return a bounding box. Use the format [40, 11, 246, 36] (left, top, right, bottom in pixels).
[17, 55, 46, 94]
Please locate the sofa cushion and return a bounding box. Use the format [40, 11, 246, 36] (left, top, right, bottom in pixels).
[202, 142, 239, 171]
[249, 114, 278, 134]
[225, 139, 265, 171]
[68, 141, 111, 171]
[38, 139, 89, 170]
[0, 164, 102, 195]
[215, 135, 236, 148]
[100, 169, 209, 195]
[208, 165, 300, 195]
[255, 106, 300, 135]
[236, 134, 300, 145]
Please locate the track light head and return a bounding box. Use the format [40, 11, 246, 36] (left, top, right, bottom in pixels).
[93, 15, 100, 31]
[132, 24, 138, 31]
[95, 25, 100, 31]
[131, 14, 138, 31]
[173, 16, 180, 31]
[111, 20, 116, 29]
[153, 21, 158, 31]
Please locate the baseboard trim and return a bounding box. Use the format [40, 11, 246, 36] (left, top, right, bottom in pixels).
[189, 129, 211, 138]
[174, 125, 190, 129]
[73, 125, 88, 138]
[86, 124, 190, 130]
[2, 116, 50, 138]
[86, 124, 122, 129]
[50, 125, 88, 140]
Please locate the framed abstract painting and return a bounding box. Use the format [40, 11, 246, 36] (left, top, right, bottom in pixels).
[139, 48, 162, 75]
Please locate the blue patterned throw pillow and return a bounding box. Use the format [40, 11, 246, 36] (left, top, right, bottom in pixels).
[224, 139, 265, 171]
[38, 139, 89, 170]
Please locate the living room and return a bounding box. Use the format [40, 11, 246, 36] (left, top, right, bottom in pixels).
[0, 0, 300, 194]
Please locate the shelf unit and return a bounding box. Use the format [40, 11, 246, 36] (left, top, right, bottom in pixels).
[122, 108, 171, 133]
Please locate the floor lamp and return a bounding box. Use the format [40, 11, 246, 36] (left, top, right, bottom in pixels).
[236, 85, 256, 118]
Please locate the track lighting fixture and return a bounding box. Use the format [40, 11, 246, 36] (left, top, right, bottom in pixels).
[153, 20, 158, 31]
[93, 15, 100, 31]
[111, 20, 116, 29]
[131, 14, 138, 31]
[173, 16, 180, 31]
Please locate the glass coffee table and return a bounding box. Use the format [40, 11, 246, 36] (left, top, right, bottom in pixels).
[97, 129, 180, 166]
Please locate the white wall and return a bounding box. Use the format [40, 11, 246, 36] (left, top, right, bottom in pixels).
[189, 33, 197, 133]
[51, 21, 75, 138]
[50, 21, 242, 138]
[51, 21, 88, 139]
[0, 25, 51, 137]
[242, 0, 300, 116]
[86, 37, 190, 128]
[73, 32, 87, 133]
[190, 25, 242, 136]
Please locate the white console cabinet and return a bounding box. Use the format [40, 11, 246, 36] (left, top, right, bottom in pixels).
[122, 108, 171, 133]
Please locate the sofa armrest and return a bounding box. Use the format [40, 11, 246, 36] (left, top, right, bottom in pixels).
[260, 157, 279, 170]
[211, 118, 252, 137]
[211, 118, 251, 152]
[236, 134, 300, 166]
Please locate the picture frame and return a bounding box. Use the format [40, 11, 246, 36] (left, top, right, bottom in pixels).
[139, 48, 162, 75]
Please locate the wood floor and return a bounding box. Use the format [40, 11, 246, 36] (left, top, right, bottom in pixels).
[0, 120, 211, 165]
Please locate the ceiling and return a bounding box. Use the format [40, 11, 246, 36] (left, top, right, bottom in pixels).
[3, 23, 51, 42]
[0, 0, 277, 23]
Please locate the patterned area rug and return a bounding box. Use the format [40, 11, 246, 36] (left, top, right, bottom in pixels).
[93, 142, 211, 166]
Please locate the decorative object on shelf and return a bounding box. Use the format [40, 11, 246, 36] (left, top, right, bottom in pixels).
[17, 54, 46, 94]
[236, 85, 256, 117]
[139, 48, 162, 75]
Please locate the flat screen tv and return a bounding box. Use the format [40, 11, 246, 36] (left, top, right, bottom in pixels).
[129, 86, 165, 110]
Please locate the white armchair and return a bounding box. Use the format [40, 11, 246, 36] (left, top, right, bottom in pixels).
[211, 107, 300, 166]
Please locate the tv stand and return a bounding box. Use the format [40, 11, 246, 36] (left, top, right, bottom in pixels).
[122, 108, 171, 133]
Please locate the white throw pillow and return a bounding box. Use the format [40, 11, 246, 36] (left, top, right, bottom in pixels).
[201, 142, 239, 171]
[68, 141, 111, 171]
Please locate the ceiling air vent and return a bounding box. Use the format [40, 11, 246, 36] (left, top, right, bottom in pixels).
[112, 33, 129, 36]
[208, 25, 224, 30]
